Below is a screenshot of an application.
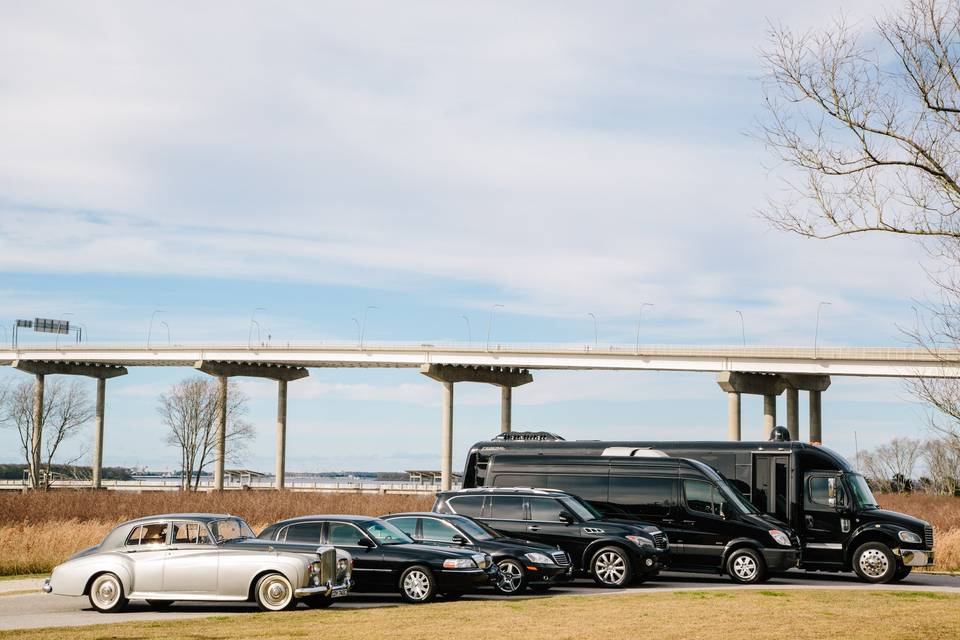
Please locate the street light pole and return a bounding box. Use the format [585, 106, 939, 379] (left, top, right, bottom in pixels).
[635, 303, 654, 354]
[736, 310, 746, 347]
[587, 312, 598, 348]
[461, 315, 472, 343]
[814, 301, 832, 357]
[360, 306, 378, 350]
[147, 310, 165, 349]
[486, 304, 504, 351]
[248, 308, 267, 348]
[351, 318, 361, 346]
[159, 320, 171, 345]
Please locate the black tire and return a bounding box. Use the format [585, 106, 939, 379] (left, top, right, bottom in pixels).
[146, 599, 174, 609]
[852, 542, 897, 584]
[528, 583, 552, 593]
[891, 565, 913, 583]
[589, 546, 633, 588]
[88, 572, 128, 613]
[303, 595, 335, 608]
[253, 572, 298, 611]
[398, 565, 437, 604]
[494, 558, 528, 596]
[725, 548, 767, 585]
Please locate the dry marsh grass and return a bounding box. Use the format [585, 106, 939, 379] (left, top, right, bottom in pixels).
[0, 491, 958, 576]
[4, 590, 960, 640]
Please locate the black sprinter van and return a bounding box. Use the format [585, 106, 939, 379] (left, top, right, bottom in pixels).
[475, 453, 800, 584]
[462, 435, 935, 584]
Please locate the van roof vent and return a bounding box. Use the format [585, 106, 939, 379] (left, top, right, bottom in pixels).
[601, 447, 668, 458]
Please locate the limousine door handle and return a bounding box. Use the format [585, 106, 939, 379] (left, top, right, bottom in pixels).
[661, 519, 676, 524]
[527, 525, 541, 533]
[681, 520, 697, 526]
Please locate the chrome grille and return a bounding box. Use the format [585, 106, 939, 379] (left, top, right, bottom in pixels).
[925, 525, 934, 549]
[652, 533, 668, 549]
[551, 551, 570, 566]
[320, 547, 337, 582]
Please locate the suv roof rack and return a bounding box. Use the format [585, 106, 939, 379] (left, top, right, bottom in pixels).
[441, 486, 566, 496]
[492, 431, 565, 441]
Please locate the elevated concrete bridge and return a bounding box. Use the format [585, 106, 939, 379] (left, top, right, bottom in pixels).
[3, 342, 958, 491]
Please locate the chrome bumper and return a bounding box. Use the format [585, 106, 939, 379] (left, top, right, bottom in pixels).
[42, 579, 52, 594]
[294, 578, 352, 598]
[898, 549, 934, 567]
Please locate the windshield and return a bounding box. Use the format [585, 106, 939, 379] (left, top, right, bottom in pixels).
[209, 518, 256, 542]
[451, 516, 499, 541]
[846, 474, 879, 509]
[560, 495, 602, 521]
[718, 483, 760, 515]
[362, 520, 414, 545]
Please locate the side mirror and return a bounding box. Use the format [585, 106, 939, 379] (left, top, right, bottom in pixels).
[357, 537, 375, 549]
[452, 534, 468, 545]
[559, 511, 575, 525]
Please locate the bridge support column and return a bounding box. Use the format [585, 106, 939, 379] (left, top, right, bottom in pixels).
[421, 364, 533, 490]
[276, 379, 287, 490]
[92, 378, 106, 489]
[727, 392, 741, 441]
[501, 386, 512, 433]
[763, 394, 776, 436]
[214, 375, 227, 491]
[441, 381, 454, 491]
[30, 373, 44, 490]
[809, 390, 822, 444]
[785, 388, 799, 441]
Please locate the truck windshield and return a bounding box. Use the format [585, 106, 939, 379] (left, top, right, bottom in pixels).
[846, 474, 879, 509]
[718, 483, 760, 515]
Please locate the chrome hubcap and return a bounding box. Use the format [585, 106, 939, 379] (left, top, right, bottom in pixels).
[594, 551, 626, 584]
[733, 555, 758, 581]
[859, 549, 890, 578]
[497, 561, 523, 593]
[258, 576, 292, 610]
[403, 570, 431, 601]
[92, 575, 120, 608]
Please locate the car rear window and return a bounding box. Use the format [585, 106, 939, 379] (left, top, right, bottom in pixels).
[490, 496, 525, 520]
[284, 522, 323, 543]
[126, 523, 168, 546]
[448, 495, 485, 517]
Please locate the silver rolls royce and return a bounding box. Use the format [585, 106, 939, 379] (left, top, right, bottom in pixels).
[42, 513, 352, 612]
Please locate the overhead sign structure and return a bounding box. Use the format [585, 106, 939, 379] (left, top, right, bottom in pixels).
[34, 318, 70, 335]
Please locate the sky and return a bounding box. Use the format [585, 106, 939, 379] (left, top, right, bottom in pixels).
[0, 0, 939, 474]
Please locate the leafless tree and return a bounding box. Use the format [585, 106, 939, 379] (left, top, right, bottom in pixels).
[923, 436, 960, 493]
[859, 436, 924, 492]
[158, 377, 255, 490]
[0, 378, 94, 489]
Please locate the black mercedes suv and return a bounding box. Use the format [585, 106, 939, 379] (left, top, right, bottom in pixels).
[433, 487, 669, 587]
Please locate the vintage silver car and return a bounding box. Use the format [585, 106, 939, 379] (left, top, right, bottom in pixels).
[42, 513, 352, 612]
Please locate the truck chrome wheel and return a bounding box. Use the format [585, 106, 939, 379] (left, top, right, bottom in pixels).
[255, 573, 295, 611]
[399, 566, 436, 604]
[852, 542, 896, 583]
[591, 547, 631, 588]
[495, 559, 526, 595]
[88, 572, 127, 613]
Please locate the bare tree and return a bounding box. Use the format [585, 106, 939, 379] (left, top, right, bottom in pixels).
[158, 377, 255, 490]
[859, 437, 924, 492]
[759, 0, 960, 242]
[0, 378, 94, 489]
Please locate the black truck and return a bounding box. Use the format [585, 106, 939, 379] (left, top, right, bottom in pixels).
[461, 434, 935, 583]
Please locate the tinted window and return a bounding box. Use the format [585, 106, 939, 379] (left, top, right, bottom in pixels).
[126, 523, 168, 546]
[609, 476, 676, 517]
[493, 474, 548, 489]
[546, 475, 609, 502]
[807, 476, 846, 508]
[362, 521, 413, 545]
[284, 522, 323, 543]
[421, 518, 459, 542]
[683, 480, 726, 517]
[448, 495, 485, 517]
[490, 496, 525, 520]
[388, 517, 418, 537]
[528, 497, 565, 522]
[328, 522, 366, 546]
[172, 522, 211, 544]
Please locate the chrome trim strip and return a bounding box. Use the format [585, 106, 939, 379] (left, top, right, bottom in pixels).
[805, 542, 843, 550]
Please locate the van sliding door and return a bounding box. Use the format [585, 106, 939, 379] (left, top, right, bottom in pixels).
[751, 454, 791, 522]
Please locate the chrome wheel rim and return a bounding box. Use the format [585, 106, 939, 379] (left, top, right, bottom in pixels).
[732, 555, 758, 581]
[403, 570, 431, 601]
[258, 575, 293, 610]
[594, 551, 627, 585]
[497, 561, 523, 593]
[91, 574, 121, 609]
[859, 549, 890, 578]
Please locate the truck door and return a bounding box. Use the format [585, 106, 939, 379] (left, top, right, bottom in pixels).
[801, 472, 850, 567]
[752, 453, 791, 523]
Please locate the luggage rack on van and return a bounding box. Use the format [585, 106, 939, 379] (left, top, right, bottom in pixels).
[493, 431, 566, 441]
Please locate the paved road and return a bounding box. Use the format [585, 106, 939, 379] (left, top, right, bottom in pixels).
[2, 571, 959, 631]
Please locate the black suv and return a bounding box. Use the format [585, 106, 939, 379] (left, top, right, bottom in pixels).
[433, 488, 668, 587]
[383, 511, 574, 595]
